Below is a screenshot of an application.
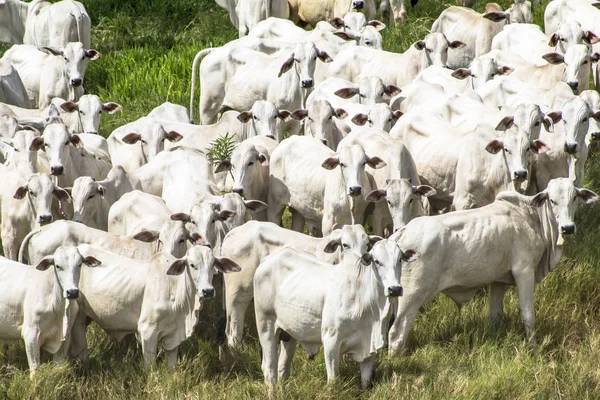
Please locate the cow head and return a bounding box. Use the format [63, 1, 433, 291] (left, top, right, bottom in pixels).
[579, 90, 600, 143]
[13, 173, 71, 225]
[554, 97, 600, 157]
[166, 245, 240, 299]
[413, 32, 465, 68]
[171, 201, 235, 251]
[451, 57, 513, 90]
[542, 44, 593, 94]
[60, 95, 121, 135]
[292, 100, 347, 148]
[495, 103, 561, 138]
[134, 219, 199, 258]
[71, 176, 105, 227]
[39, 122, 82, 176]
[43, 42, 99, 88]
[121, 120, 182, 163]
[215, 141, 270, 198]
[237, 100, 290, 141]
[324, 224, 382, 259]
[334, 76, 401, 106]
[369, 238, 420, 297]
[549, 21, 600, 54]
[351, 103, 402, 131]
[322, 144, 385, 196]
[0, 127, 43, 168]
[278, 41, 333, 89]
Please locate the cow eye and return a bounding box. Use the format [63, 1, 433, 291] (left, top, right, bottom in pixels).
[29, 190, 35, 196]
[365, 41, 371, 45]
[583, 60, 589, 65]
[98, 111, 102, 114]
[375, 260, 380, 265]
[79, 110, 83, 114]
[63, 57, 68, 62]
[504, 148, 511, 154]
[248, 161, 254, 166]
[44, 143, 49, 148]
[65, 141, 70, 146]
[211, 219, 216, 224]
[253, 116, 257, 120]
[190, 263, 197, 269]
[313, 56, 317, 61]
[583, 117, 589, 122]
[339, 163, 346, 167]
[534, 121, 540, 127]
[550, 199, 557, 205]
[342, 243, 349, 249]
[81, 56, 85, 61]
[409, 198, 413, 204]
[88, 195, 94, 200]
[56, 265, 63, 271]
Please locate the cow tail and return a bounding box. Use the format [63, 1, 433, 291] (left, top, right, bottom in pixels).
[190, 48, 214, 124]
[18, 229, 38, 264]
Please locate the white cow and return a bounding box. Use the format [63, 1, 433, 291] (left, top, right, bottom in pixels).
[0, 42, 99, 108]
[389, 179, 599, 354]
[0, 60, 30, 108]
[0, 246, 100, 376]
[222, 221, 382, 347]
[288, 0, 376, 27]
[268, 136, 385, 236]
[24, 0, 91, 48]
[254, 238, 416, 388]
[69, 244, 240, 368]
[290, 100, 348, 149]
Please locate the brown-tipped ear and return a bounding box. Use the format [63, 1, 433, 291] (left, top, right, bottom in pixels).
[483, 12, 508, 22]
[351, 114, 368, 126]
[366, 156, 386, 169]
[278, 110, 291, 121]
[13, 185, 27, 199]
[329, 17, 344, 29]
[531, 191, 548, 207]
[214, 257, 241, 273]
[577, 188, 600, 204]
[451, 68, 472, 80]
[317, 49, 333, 63]
[334, 108, 347, 119]
[167, 259, 187, 275]
[401, 249, 420, 262]
[368, 20, 386, 31]
[218, 105, 234, 117]
[29, 136, 44, 151]
[593, 2, 600, 11]
[334, 87, 359, 99]
[546, 111, 562, 124]
[542, 53, 565, 65]
[591, 110, 600, 121]
[83, 256, 101, 267]
[548, 33, 559, 47]
[414, 41, 425, 50]
[530, 140, 550, 154]
[258, 154, 269, 166]
[217, 210, 235, 221]
[214, 160, 232, 173]
[333, 31, 358, 42]
[498, 66, 514, 75]
[133, 230, 160, 243]
[60, 101, 78, 113]
[321, 155, 340, 170]
[103, 102, 122, 114]
[365, 189, 387, 202]
[495, 116, 514, 131]
[323, 240, 340, 253]
[448, 40, 466, 49]
[369, 235, 383, 246]
[165, 131, 183, 142]
[585, 31, 600, 45]
[121, 133, 141, 144]
[86, 49, 100, 60]
[291, 109, 309, 121]
[392, 110, 403, 120]
[70, 134, 83, 148]
[414, 185, 436, 197]
[237, 111, 252, 123]
[171, 213, 192, 223]
[36, 256, 54, 271]
[592, 53, 600, 63]
[384, 84, 401, 96]
[278, 55, 295, 77]
[43, 46, 63, 56]
[244, 199, 268, 212]
[53, 187, 71, 203]
[486, 139, 504, 154]
[188, 232, 205, 245]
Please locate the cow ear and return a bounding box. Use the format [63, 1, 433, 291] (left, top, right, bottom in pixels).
[133, 230, 159, 243]
[214, 257, 242, 273]
[214, 160, 232, 173]
[548, 33, 559, 47]
[278, 55, 295, 77]
[48, 103, 60, 118]
[547, 111, 562, 123]
[36, 256, 54, 271]
[165, 131, 183, 142]
[384, 84, 401, 96]
[483, 12, 508, 22]
[278, 110, 292, 121]
[29, 136, 44, 152]
[585, 31, 600, 45]
[334, 108, 348, 119]
[414, 185, 436, 197]
[448, 40, 466, 49]
[576, 188, 600, 204]
[323, 240, 340, 253]
[329, 17, 344, 29]
[13, 185, 28, 200]
[365, 189, 387, 202]
[83, 256, 101, 267]
[369, 235, 383, 246]
[592, 53, 600, 63]
[70, 134, 84, 148]
[86, 49, 100, 60]
[171, 213, 192, 223]
[366, 156, 386, 169]
[531, 191, 548, 207]
[542, 53, 565, 65]
[498, 66, 514, 75]
[121, 133, 141, 144]
[414, 41, 426, 50]
[368, 20, 386, 31]
[97, 184, 106, 198]
[351, 114, 368, 126]
[188, 232, 205, 245]
[334, 87, 359, 99]
[530, 139, 550, 154]
[243, 200, 268, 213]
[591, 110, 600, 121]
[495, 116, 514, 131]
[43, 46, 63, 56]
[53, 187, 72, 203]
[321, 155, 340, 170]
[291, 109, 309, 121]
[217, 210, 235, 221]
[102, 102, 122, 114]
[60, 101, 78, 113]
[237, 111, 252, 123]
[401, 249, 420, 263]
[485, 139, 504, 154]
[167, 259, 188, 276]
[544, 111, 562, 131]
[258, 154, 269, 166]
[451, 68, 472, 80]
[333, 31, 358, 42]
[317, 49, 333, 63]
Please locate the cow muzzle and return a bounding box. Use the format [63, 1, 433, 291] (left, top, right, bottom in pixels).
[349, 186, 362, 196]
[232, 187, 244, 196]
[66, 289, 80, 300]
[567, 81, 579, 92]
[301, 79, 314, 88]
[38, 215, 53, 225]
[201, 288, 215, 298]
[71, 78, 83, 87]
[561, 224, 575, 235]
[388, 285, 403, 297]
[564, 142, 578, 154]
[513, 170, 527, 181]
[353, 0, 365, 9]
[50, 165, 64, 176]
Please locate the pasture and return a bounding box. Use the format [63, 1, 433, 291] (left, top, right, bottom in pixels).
[1, 0, 600, 398]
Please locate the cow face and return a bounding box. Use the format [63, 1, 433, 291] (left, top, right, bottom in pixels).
[40, 122, 82, 176]
[452, 57, 513, 90]
[366, 179, 436, 232]
[495, 104, 559, 139]
[369, 239, 420, 297]
[0, 128, 43, 168]
[580, 91, 600, 143]
[218, 142, 269, 198]
[166, 245, 240, 299]
[121, 121, 182, 163]
[292, 100, 347, 148]
[330, 12, 368, 32]
[134, 220, 198, 258]
[43, 42, 99, 88]
[351, 103, 401, 132]
[532, 178, 599, 236]
[414, 32, 465, 68]
[324, 224, 382, 259]
[335, 76, 400, 106]
[60, 95, 121, 135]
[237, 100, 290, 141]
[557, 98, 600, 156]
[543, 44, 593, 94]
[278, 42, 333, 89]
[71, 176, 105, 227]
[35, 246, 100, 300]
[322, 144, 386, 196]
[549, 21, 598, 54]
[172, 201, 235, 250]
[13, 173, 70, 225]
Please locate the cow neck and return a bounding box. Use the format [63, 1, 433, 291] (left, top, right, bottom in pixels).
[334, 254, 382, 323]
[171, 263, 197, 316]
[278, 59, 302, 107]
[532, 199, 563, 283]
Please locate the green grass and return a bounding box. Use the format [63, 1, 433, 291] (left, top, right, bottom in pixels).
[3, 0, 600, 398]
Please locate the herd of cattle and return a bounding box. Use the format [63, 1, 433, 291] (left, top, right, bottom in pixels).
[0, 0, 599, 391]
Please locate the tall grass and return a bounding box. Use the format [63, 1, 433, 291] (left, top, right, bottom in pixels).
[2, 0, 600, 398]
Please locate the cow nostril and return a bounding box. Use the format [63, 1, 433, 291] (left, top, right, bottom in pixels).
[71, 78, 82, 86]
[232, 187, 244, 195]
[567, 82, 579, 91]
[39, 215, 52, 224]
[388, 286, 403, 297]
[561, 225, 575, 235]
[50, 166, 64, 176]
[85, 131, 98, 135]
[202, 288, 215, 298]
[514, 170, 527, 180]
[349, 186, 362, 196]
[66, 289, 79, 299]
[301, 80, 313, 88]
[353, 1, 365, 9]
[564, 143, 578, 154]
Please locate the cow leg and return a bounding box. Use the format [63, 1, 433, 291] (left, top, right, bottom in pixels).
[388, 286, 434, 355]
[278, 336, 297, 380]
[139, 325, 159, 370]
[23, 328, 41, 376]
[322, 335, 341, 383]
[226, 293, 253, 348]
[379, 0, 389, 20]
[69, 312, 89, 362]
[359, 354, 376, 389]
[290, 209, 305, 233]
[513, 269, 536, 346]
[256, 317, 278, 387]
[165, 347, 178, 370]
[267, 203, 285, 227]
[489, 282, 508, 328]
